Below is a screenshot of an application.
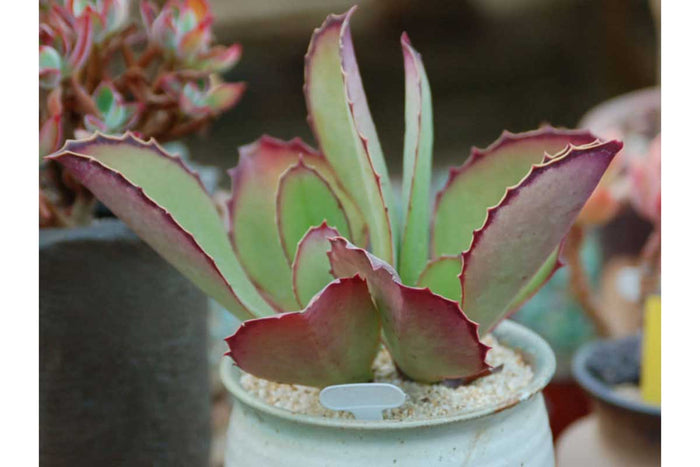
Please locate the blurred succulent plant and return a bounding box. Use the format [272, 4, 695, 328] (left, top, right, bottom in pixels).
[80, 81, 143, 134]
[141, 0, 242, 73]
[564, 90, 660, 336]
[49, 8, 621, 387]
[39, 0, 244, 227]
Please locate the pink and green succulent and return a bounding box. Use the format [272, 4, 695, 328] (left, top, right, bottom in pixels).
[39, 0, 244, 228]
[49, 8, 622, 388]
[67, 0, 131, 42]
[141, 0, 242, 73]
[82, 81, 143, 135]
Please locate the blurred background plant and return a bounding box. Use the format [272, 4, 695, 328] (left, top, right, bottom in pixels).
[39, 0, 244, 228]
[572, 87, 660, 338]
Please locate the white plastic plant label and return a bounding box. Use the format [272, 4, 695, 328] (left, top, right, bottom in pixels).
[319, 383, 406, 421]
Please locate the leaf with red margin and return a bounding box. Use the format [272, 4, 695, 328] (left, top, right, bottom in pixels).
[67, 13, 93, 72]
[228, 136, 366, 311]
[292, 223, 340, 307]
[304, 8, 395, 264]
[328, 238, 489, 383]
[460, 140, 622, 335]
[276, 161, 351, 264]
[47, 133, 273, 320]
[398, 33, 433, 286]
[225, 275, 381, 387]
[432, 127, 598, 258]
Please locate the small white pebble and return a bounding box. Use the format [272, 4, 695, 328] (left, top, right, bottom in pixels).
[239, 335, 533, 421]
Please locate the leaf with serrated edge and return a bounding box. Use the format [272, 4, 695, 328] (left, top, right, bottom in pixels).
[416, 250, 562, 311]
[328, 237, 489, 383]
[276, 161, 351, 264]
[398, 33, 433, 285]
[225, 275, 380, 387]
[48, 133, 272, 320]
[432, 127, 598, 258]
[304, 8, 394, 263]
[228, 136, 365, 311]
[292, 223, 340, 307]
[460, 140, 622, 335]
[416, 255, 462, 302]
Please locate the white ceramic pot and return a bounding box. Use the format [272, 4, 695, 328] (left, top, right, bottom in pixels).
[220, 320, 555, 466]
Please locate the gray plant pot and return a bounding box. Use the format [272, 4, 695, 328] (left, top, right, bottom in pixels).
[40, 219, 210, 467]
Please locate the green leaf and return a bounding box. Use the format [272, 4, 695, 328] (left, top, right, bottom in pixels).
[432, 127, 598, 258]
[48, 133, 273, 320]
[292, 223, 339, 306]
[229, 136, 367, 311]
[229, 137, 322, 310]
[459, 140, 622, 334]
[94, 82, 116, 116]
[225, 276, 381, 387]
[506, 248, 562, 315]
[416, 256, 462, 302]
[328, 238, 489, 383]
[304, 8, 395, 264]
[276, 161, 350, 264]
[398, 33, 433, 285]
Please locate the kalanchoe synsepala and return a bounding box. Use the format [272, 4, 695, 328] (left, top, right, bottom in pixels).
[49, 8, 622, 387]
[39, 0, 244, 228]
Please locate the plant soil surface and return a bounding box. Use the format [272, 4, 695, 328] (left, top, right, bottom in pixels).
[240, 336, 533, 421]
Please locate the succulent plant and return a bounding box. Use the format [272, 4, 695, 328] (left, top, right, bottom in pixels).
[81, 81, 143, 135]
[140, 0, 242, 73]
[39, 0, 244, 227]
[49, 8, 621, 387]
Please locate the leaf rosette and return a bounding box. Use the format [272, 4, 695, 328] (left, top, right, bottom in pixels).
[50, 8, 622, 388]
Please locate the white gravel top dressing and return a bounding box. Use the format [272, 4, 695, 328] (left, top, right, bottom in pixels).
[239, 335, 534, 421]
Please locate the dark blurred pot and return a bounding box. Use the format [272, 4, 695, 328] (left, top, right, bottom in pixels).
[556, 337, 660, 466]
[40, 219, 210, 467]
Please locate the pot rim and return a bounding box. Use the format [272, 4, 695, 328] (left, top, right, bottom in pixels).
[220, 319, 555, 429]
[572, 338, 660, 417]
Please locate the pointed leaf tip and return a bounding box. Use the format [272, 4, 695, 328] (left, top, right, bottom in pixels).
[459, 140, 622, 334]
[304, 9, 395, 264]
[399, 33, 433, 285]
[432, 127, 600, 258]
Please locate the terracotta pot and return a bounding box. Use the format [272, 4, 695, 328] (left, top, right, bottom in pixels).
[220, 320, 556, 466]
[40, 219, 211, 466]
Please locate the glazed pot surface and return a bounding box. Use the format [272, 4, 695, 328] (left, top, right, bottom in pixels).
[221, 320, 555, 466]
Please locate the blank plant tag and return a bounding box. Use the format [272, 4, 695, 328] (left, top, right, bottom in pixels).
[319, 383, 406, 420]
